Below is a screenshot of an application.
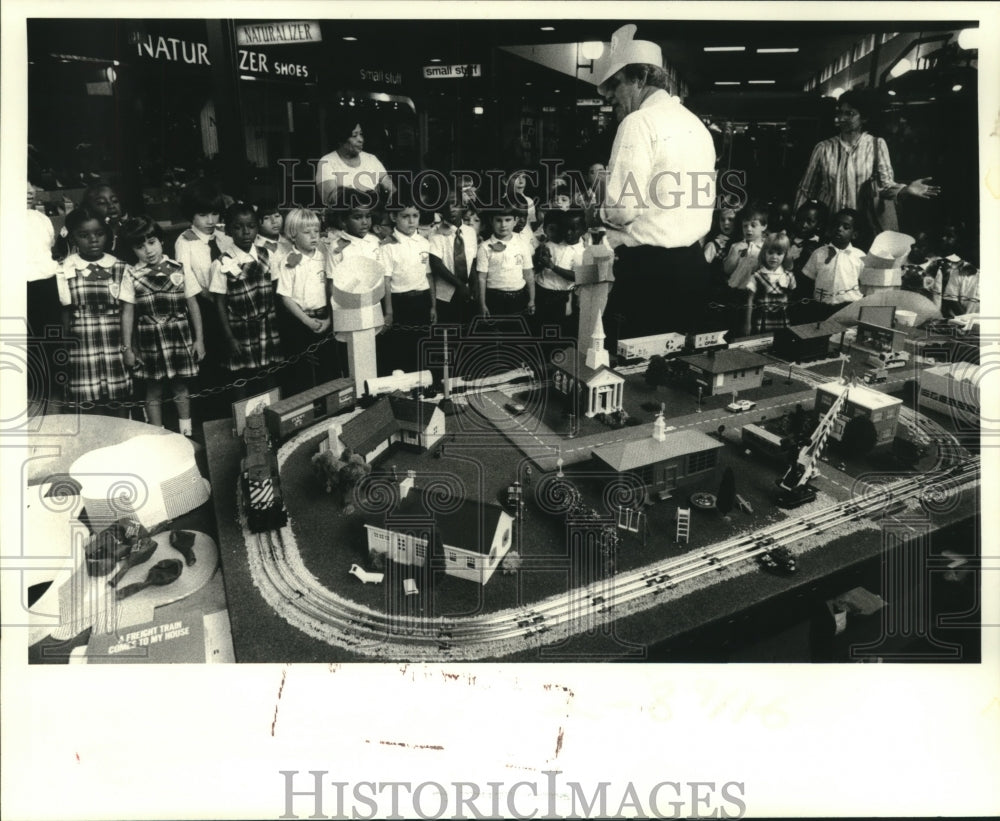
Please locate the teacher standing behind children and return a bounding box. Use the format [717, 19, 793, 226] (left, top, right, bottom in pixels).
[316, 120, 395, 207]
[593, 24, 717, 354]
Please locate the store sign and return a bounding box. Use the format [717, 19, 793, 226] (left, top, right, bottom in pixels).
[239, 48, 314, 80]
[577, 98, 604, 106]
[133, 32, 210, 66]
[236, 21, 322, 46]
[359, 68, 403, 86]
[422, 64, 482, 79]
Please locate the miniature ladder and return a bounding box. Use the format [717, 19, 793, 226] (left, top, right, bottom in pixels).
[675, 507, 691, 544]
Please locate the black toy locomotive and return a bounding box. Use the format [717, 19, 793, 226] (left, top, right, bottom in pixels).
[242, 410, 288, 533]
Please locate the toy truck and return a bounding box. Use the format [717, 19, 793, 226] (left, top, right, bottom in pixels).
[867, 350, 909, 370]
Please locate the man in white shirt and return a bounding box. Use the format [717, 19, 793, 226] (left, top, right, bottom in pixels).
[593, 25, 716, 353]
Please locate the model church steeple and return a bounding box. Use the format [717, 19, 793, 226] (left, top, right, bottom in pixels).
[585, 311, 610, 370]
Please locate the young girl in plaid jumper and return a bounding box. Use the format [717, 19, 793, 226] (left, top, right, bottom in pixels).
[56, 208, 132, 415]
[209, 202, 282, 399]
[119, 216, 205, 435]
[742, 233, 796, 337]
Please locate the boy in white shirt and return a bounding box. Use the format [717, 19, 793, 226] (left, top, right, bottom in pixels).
[801, 208, 865, 322]
[274, 208, 336, 392]
[533, 209, 585, 338]
[429, 198, 478, 327]
[475, 204, 535, 319]
[376, 199, 435, 374]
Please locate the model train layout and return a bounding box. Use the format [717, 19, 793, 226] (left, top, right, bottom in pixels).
[226, 304, 980, 660]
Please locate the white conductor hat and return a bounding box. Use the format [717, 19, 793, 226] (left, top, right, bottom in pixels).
[595, 24, 663, 88]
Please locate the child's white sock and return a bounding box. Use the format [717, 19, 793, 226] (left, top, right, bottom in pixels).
[179, 418, 193, 436]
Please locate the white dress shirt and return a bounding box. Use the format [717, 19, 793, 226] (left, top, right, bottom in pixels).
[601, 89, 716, 250]
[429, 224, 478, 302]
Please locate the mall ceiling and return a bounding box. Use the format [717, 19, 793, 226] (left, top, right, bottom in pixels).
[328, 19, 978, 93]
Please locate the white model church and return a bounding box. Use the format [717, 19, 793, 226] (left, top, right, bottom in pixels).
[550, 313, 625, 418]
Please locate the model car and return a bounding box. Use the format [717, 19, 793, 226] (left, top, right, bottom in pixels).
[726, 399, 757, 413]
[504, 402, 527, 415]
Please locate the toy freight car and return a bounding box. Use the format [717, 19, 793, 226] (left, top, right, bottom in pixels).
[263, 378, 356, 442]
[616, 329, 729, 363]
[242, 411, 288, 533]
[364, 369, 433, 398]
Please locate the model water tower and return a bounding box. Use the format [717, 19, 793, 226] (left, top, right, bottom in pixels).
[329, 256, 385, 396]
[575, 231, 615, 352]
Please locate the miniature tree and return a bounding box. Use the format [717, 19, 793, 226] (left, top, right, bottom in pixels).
[501, 550, 522, 575]
[644, 355, 670, 388]
[311, 450, 343, 496]
[338, 451, 372, 514]
[717, 467, 736, 519]
[717, 424, 726, 438]
[840, 416, 878, 458]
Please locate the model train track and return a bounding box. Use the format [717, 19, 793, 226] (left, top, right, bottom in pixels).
[243, 457, 979, 659]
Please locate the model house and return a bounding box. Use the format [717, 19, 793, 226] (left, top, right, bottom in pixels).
[772, 320, 844, 363]
[814, 380, 902, 447]
[675, 349, 769, 397]
[363, 474, 514, 585]
[332, 393, 445, 463]
[591, 413, 723, 501]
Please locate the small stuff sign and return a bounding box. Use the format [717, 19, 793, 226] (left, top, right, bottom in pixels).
[423, 64, 482, 79]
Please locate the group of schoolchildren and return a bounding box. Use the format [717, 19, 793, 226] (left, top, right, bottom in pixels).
[34, 169, 980, 437]
[703, 198, 980, 338]
[33, 175, 605, 435]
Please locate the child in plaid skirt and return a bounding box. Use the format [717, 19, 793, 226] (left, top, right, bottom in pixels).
[56, 208, 132, 414]
[742, 233, 796, 337]
[119, 216, 205, 436]
[209, 202, 282, 401]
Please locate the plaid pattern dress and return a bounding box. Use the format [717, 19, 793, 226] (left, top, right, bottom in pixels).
[127, 260, 199, 381]
[747, 267, 796, 333]
[59, 255, 132, 401]
[214, 248, 282, 371]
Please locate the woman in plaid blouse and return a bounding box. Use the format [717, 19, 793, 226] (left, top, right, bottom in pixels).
[794, 89, 939, 238]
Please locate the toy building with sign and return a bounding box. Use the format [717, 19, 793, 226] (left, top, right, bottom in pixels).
[591, 412, 723, 501]
[675, 349, 769, 396]
[814, 380, 902, 447]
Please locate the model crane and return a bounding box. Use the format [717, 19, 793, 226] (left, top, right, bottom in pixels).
[775, 385, 849, 508]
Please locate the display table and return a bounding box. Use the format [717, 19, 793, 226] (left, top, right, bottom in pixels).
[202, 416, 981, 664]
